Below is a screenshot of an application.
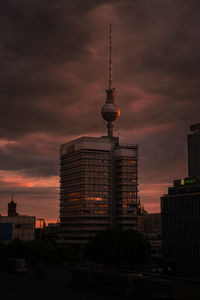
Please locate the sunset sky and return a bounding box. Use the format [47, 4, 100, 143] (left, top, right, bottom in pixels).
[0, 0, 200, 222]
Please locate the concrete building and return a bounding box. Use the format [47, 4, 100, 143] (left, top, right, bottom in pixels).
[59, 25, 140, 244]
[161, 123, 200, 279]
[138, 213, 162, 261]
[60, 137, 139, 244]
[43, 222, 60, 241]
[0, 215, 35, 241]
[0, 199, 35, 241]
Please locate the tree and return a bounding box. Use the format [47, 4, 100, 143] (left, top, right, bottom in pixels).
[85, 228, 150, 267]
[1, 239, 79, 264]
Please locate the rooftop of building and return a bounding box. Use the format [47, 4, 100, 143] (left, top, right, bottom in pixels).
[61, 135, 138, 147]
[190, 122, 200, 133]
[61, 136, 120, 146]
[173, 177, 200, 187]
[60, 135, 138, 156]
[161, 176, 200, 197]
[138, 212, 161, 217]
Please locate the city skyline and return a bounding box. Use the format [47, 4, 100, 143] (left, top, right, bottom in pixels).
[0, 0, 200, 222]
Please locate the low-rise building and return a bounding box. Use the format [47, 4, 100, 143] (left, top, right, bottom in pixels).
[138, 212, 162, 261]
[0, 215, 35, 241]
[43, 222, 60, 241]
[0, 198, 35, 241]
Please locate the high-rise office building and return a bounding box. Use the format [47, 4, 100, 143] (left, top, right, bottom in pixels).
[161, 123, 200, 279]
[59, 25, 139, 244]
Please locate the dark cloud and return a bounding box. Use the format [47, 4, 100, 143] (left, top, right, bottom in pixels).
[0, 0, 200, 219]
[0, 185, 59, 219]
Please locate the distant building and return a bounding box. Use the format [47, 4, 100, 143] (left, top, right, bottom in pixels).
[43, 222, 60, 241]
[188, 122, 200, 177]
[0, 198, 35, 241]
[0, 215, 35, 241]
[8, 196, 19, 217]
[138, 213, 162, 261]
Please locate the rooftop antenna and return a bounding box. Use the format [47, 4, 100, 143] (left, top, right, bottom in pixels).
[109, 23, 112, 89]
[101, 23, 120, 137]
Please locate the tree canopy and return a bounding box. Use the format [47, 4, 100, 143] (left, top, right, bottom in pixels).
[85, 228, 150, 267]
[0, 239, 78, 264]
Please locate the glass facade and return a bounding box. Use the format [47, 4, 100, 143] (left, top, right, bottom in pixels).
[60, 137, 139, 244]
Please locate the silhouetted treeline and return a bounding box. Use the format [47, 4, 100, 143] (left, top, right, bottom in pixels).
[0, 228, 150, 269]
[84, 228, 151, 267]
[0, 239, 79, 264]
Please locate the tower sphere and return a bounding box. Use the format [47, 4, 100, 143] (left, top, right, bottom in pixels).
[101, 103, 120, 122]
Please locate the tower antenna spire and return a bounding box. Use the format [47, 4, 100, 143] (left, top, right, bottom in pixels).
[109, 23, 112, 89]
[101, 24, 120, 137]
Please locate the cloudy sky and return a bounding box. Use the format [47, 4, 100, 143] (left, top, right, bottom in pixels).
[0, 0, 199, 222]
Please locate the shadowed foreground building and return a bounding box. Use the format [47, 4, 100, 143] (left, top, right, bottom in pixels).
[161, 123, 200, 280]
[43, 221, 60, 241]
[138, 213, 162, 262]
[59, 26, 140, 244]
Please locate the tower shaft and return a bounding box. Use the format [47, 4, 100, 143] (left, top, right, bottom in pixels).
[107, 121, 114, 137]
[109, 23, 112, 89]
